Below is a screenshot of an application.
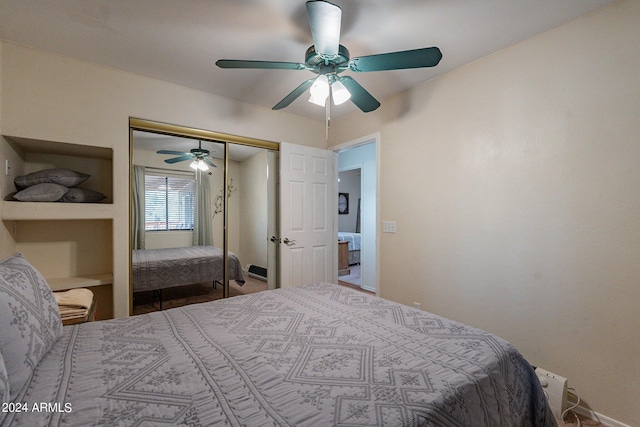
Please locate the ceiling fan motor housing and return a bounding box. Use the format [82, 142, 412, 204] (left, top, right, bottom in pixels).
[190, 147, 209, 157]
[305, 44, 350, 75]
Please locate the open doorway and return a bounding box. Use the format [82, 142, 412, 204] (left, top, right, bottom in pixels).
[336, 140, 377, 293]
[338, 168, 361, 286]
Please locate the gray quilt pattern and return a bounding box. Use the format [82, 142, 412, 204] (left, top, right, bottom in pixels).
[0, 253, 63, 402]
[5, 283, 556, 426]
[132, 245, 245, 292]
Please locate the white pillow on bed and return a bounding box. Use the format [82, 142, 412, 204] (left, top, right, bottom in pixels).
[0, 253, 63, 400]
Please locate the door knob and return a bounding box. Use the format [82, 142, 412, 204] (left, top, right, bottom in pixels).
[270, 236, 281, 243]
[283, 238, 296, 246]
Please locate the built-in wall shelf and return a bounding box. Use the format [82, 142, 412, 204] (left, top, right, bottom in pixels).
[1, 134, 116, 320]
[1, 200, 114, 220]
[47, 273, 113, 292]
[2, 134, 113, 204]
[3, 136, 113, 160]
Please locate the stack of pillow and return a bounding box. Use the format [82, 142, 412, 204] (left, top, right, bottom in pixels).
[13, 168, 107, 203]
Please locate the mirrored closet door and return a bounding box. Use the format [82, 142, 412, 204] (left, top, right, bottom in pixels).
[129, 119, 278, 315]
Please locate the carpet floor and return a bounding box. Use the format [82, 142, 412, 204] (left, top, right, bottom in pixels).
[133, 277, 374, 315]
[132, 276, 268, 315]
[338, 263, 361, 286]
[558, 412, 606, 427]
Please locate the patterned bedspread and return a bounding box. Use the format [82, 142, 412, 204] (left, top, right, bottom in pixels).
[6, 283, 555, 426]
[132, 245, 245, 292]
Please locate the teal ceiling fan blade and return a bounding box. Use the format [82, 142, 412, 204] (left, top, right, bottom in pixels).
[203, 158, 217, 168]
[338, 76, 380, 113]
[216, 60, 306, 70]
[349, 47, 442, 73]
[164, 155, 194, 164]
[306, 0, 341, 57]
[157, 150, 189, 155]
[273, 78, 316, 110]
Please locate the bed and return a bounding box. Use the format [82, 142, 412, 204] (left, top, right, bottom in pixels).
[338, 231, 361, 265]
[132, 245, 245, 293]
[0, 253, 556, 426]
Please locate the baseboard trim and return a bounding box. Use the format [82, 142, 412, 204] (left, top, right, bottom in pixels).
[572, 405, 632, 427]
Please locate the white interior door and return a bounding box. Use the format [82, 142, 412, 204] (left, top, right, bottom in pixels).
[279, 142, 337, 288]
[266, 150, 278, 290]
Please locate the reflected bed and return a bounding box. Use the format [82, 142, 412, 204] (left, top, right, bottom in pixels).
[132, 245, 245, 293]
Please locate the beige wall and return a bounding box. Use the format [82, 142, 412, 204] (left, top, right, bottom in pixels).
[239, 150, 268, 270]
[331, 1, 639, 424]
[0, 41, 325, 319]
[226, 159, 241, 256]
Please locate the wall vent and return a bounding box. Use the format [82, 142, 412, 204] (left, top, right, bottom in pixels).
[247, 264, 267, 281]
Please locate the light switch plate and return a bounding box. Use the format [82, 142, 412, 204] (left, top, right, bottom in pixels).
[383, 221, 397, 233]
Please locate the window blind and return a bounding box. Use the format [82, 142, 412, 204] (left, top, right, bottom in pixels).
[144, 173, 195, 231]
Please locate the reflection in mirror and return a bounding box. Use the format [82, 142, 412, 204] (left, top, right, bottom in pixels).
[131, 130, 276, 315]
[228, 144, 278, 292]
[132, 131, 225, 248]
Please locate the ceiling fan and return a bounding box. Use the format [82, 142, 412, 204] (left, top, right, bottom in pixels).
[216, 0, 442, 113]
[156, 140, 217, 171]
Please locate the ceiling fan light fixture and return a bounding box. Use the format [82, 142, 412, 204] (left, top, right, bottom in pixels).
[190, 159, 209, 171]
[309, 74, 330, 106]
[331, 80, 351, 105]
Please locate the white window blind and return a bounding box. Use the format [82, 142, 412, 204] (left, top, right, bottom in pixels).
[144, 172, 195, 231]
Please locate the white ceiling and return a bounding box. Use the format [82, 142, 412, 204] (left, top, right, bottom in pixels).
[0, 0, 615, 121]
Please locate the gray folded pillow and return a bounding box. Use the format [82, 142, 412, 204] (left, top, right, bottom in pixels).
[13, 183, 69, 202]
[59, 187, 107, 203]
[14, 168, 89, 190]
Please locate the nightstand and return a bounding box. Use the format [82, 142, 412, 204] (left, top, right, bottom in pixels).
[338, 241, 350, 276]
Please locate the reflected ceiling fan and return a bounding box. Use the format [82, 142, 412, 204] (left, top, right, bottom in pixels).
[156, 140, 216, 171]
[216, 0, 442, 113]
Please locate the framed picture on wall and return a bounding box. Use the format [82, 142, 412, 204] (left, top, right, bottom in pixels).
[338, 192, 349, 215]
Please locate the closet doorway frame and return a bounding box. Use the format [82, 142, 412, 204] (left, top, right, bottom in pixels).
[128, 118, 279, 315]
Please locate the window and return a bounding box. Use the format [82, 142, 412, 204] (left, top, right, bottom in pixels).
[144, 173, 195, 231]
